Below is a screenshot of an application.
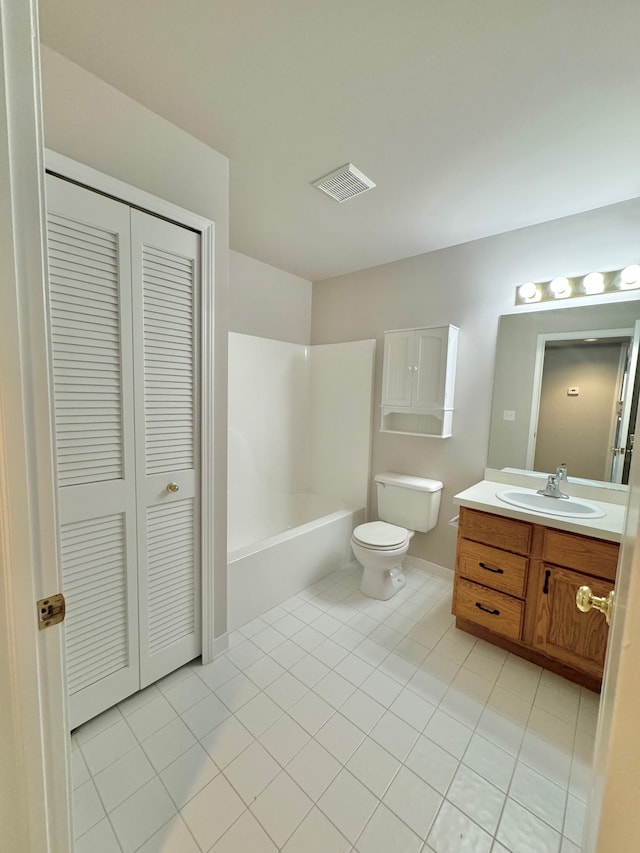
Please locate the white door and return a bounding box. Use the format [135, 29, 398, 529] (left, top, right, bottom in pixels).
[131, 210, 201, 687]
[46, 176, 141, 729]
[583, 401, 640, 849]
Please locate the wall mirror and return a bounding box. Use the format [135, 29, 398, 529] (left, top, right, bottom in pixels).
[488, 299, 640, 487]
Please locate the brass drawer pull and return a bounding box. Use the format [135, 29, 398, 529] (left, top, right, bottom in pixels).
[475, 602, 500, 616]
[479, 561, 504, 575]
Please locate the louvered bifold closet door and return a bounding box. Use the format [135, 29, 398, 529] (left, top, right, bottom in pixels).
[46, 176, 140, 729]
[131, 210, 201, 687]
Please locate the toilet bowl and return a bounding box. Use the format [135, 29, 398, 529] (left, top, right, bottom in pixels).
[351, 521, 413, 600]
[351, 472, 443, 601]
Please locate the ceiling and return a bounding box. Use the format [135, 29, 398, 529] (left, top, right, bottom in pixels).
[39, 0, 640, 282]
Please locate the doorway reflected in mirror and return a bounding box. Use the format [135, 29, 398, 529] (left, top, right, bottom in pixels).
[488, 300, 640, 486]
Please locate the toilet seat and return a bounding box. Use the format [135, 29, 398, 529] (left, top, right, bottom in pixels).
[352, 521, 409, 550]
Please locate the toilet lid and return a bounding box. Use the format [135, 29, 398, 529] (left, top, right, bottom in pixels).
[353, 521, 408, 549]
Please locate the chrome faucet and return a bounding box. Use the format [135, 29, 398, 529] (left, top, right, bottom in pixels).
[537, 473, 569, 499]
[556, 463, 568, 481]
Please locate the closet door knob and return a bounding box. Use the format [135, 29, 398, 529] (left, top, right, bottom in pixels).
[167, 482, 180, 494]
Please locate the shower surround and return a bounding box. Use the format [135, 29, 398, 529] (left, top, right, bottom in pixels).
[227, 332, 375, 629]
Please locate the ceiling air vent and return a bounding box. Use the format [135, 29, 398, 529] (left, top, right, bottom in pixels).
[312, 163, 376, 203]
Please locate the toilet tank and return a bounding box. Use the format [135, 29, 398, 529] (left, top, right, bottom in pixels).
[375, 472, 443, 532]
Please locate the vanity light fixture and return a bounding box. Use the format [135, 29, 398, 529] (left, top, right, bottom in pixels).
[514, 264, 640, 306]
[550, 276, 571, 298]
[518, 281, 539, 302]
[621, 264, 640, 289]
[583, 272, 604, 294]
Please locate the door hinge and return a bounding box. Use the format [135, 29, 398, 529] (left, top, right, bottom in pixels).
[37, 593, 66, 630]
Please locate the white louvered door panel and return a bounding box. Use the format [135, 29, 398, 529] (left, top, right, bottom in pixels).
[131, 210, 201, 686]
[46, 176, 140, 728]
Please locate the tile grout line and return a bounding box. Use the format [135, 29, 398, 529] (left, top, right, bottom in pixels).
[417, 644, 516, 851]
[70, 567, 588, 852]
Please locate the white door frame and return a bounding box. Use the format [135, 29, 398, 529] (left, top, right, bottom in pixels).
[612, 319, 640, 483]
[0, 1, 71, 849]
[45, 150, 217, 666]
[582, 397, 640, 850]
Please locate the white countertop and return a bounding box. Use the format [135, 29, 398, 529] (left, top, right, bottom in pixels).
[454, 479, 626, 543]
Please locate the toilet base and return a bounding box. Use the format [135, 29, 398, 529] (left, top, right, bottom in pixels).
[360, 564, 406, 601]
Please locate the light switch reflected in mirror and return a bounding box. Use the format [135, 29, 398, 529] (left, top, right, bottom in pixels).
[488, 299, 640, 487]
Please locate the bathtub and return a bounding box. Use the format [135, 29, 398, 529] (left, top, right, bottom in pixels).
[227, 492, 364, 631]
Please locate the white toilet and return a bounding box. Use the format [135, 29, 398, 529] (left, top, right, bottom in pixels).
[352, 472, 443, 600]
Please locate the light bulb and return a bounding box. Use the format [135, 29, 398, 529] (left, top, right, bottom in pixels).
[583, 272, 604, 294]
[621, 265, 640, 288]
[550, 276, 571, 298]
[518, 281, 538, 301]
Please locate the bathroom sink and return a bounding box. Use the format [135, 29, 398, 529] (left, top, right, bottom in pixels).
[496, 488, 605, 519]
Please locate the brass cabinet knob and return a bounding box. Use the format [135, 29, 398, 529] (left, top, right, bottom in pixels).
[166, 482, 180, 494]
[576, 585, 615, 625]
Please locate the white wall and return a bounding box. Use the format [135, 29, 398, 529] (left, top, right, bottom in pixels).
[39, 46, 231, 634]
[227, 333, 308, 551]
[309, 341, 376, 509]
[228, 333, 375, 551]
[312, 197, 640, 570]
[230, 250, 312, 344]
[534, 342, 622, 480]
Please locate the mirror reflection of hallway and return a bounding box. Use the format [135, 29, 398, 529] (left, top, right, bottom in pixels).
[534, 338, 628, 481]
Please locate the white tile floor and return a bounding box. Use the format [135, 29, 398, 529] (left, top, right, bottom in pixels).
[71, 565, 597, 852]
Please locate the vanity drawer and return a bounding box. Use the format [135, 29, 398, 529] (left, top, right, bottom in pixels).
[457, 539, 528, 598]
[459, 508, 532, 555]
[454, 578, 523, 641]
[543, 529, 619, 582]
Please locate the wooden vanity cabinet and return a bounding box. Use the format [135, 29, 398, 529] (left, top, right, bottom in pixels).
[453, 506, 619, 690]
[531, 565, 610, 679]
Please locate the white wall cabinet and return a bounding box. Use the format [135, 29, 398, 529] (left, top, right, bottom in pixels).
[46, 175, 201, 728]
[381, 324, 458, 437]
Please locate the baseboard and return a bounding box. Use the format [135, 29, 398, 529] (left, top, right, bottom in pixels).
[213, 633, 229, 657]
[404, 555, 454, 583]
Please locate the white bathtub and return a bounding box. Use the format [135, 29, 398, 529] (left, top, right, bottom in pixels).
[227, 492, 364, 630]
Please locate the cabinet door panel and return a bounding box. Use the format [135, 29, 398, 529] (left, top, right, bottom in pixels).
[533, 564, 611, 675]
[381, 330, 414, 406]
[413, 327, 447, 408]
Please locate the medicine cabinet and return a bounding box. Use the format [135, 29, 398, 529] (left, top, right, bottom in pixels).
[380, 324, 458, 437]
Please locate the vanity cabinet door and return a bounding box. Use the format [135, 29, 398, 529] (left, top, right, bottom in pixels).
[533, 564, 611, 678]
